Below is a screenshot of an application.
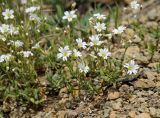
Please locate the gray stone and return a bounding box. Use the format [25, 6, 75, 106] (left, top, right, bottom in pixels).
[148, 9, 158, 20]
[134, 79, 155, 89]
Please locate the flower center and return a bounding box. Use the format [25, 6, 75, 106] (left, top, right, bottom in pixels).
[7, 13, 11, 17]
[63, 51, 68, 57]
[128, 66, 133, 71]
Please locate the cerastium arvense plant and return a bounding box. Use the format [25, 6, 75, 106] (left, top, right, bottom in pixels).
[0, 0, 142, 110]
[46, 0, 142, 95]
[0, 0, 47, 107]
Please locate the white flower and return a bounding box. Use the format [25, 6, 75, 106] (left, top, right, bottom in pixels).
[89, 35, 103, 46]
[73, 49, 82, 57]
[0, 24, 19, 35]
[25, 6, 40, 13]
[0, 54, 13, 62]
[29, 14, 40, 22]
[112, 29, 119, 34]
[14, 40, 23, 47]
[98, 48, 111, 59]
[124, 60, 139, 75]
[93, 13, 106, 20]
[130, 1, 141, 10]
[8, 25, 19, 35]
[20, 51, 33, 57]
[0, 35, 6, 41]
[76, 38, 87, 49]
[94, 22, 106, 32]
[118, 26, 126, 33]
[78, 63, 89, 73]
[0, 24, 10, 34]
[2, 9, 14, 20]
[112, 26, 126, 34]
[62, 10, 77, 22]
[57, 46, 72, 61]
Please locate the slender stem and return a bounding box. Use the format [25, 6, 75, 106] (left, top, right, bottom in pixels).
[114, 0, 119, 28]
[94, 0, 97, 11]
[120, 46, 128, 70]
[150, 27, 160, 62]
[78, 75, 81, 97]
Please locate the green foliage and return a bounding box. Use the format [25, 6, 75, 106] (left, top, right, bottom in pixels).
[0, 0, 143, 112]
[0, 0, 46, 108]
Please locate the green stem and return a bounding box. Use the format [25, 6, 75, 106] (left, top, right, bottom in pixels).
[120, 46, 128, 70]
[114, 0, 119, 28]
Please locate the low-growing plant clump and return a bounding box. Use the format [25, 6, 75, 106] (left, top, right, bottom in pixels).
[0, 0, 159, 117]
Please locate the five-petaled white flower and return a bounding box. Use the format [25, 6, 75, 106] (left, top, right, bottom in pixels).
[98, 48, 111, 59]
[0, 24, 10, 34]
[0, 54, 13, 62]
[78, 63, 89, 73]
[57, 46, 72, 61]
[124, 60, 139, 75]
[89, 35, 103, 46]
[2, 9, 14, 20]
[130, 1, 141, 10]
[94, 22, 106, 32]
[76, 38, 87, 49]
[73, 49, 82, 57]
[112, 26, 126, 34]
[93, 13, 106, 20]
[62, 10, 77, 22]
[20, 51, 33, 58]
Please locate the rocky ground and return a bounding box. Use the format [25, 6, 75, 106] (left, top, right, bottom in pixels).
[5, 0, 160, 118]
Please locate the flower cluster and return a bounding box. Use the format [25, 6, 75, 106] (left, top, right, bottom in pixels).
[0, 0, 47, 107]
[0, 24, 19, 35]
[58, 10, 140, 76]
[0, 0, 144, 107]
[130, 0, 142, 10]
